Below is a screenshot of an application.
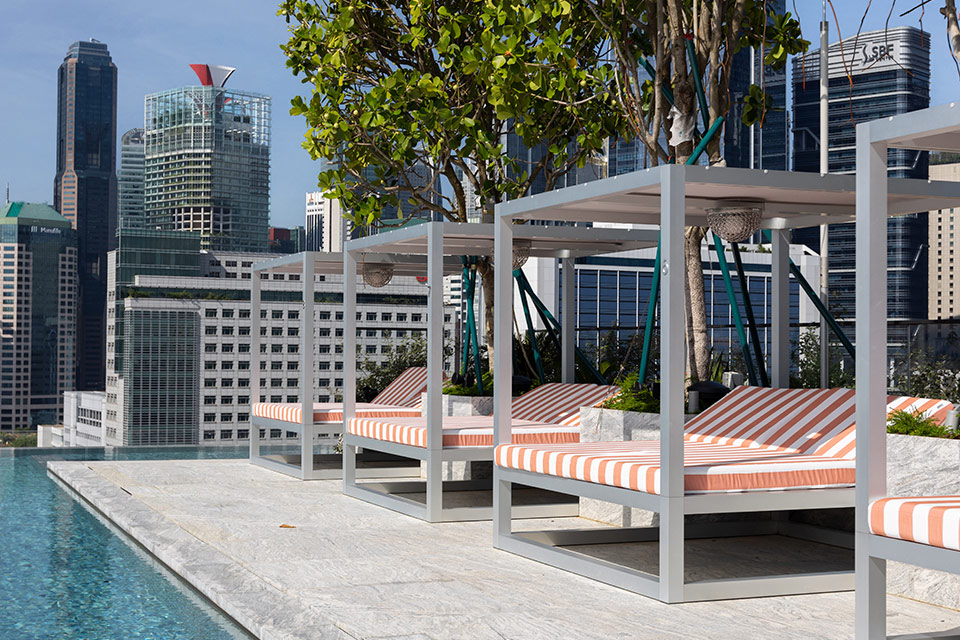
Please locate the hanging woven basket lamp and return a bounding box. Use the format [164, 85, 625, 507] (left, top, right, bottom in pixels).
[362, 261, 394, 288]
[512, 239, 532, 270]
[705, 201, 764, 244]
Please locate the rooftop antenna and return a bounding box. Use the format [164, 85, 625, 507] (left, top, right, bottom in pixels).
[5, 183, 8, 205]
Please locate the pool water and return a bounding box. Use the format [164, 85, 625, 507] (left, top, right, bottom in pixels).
[0, 446, 288, 639]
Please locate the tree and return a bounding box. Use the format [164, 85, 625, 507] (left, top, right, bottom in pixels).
[585, 0, 806, 381]
[280, 0, 629, 366]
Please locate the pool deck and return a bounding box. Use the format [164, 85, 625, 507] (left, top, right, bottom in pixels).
[47, 459, 960, 640]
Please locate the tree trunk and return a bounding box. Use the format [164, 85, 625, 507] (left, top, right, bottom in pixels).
[685, 226, 710, 382]
[477, 256, 496, 371]
[943, 0, 960, 67]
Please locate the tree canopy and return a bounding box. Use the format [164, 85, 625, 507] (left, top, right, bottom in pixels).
[280, 0, 628, 229]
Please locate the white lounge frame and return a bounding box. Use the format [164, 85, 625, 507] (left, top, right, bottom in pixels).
[249, 250, 426, 480]
[342, 221, 658, 522]
[855, 102, 960, 638]
[492, 163, 960, 603]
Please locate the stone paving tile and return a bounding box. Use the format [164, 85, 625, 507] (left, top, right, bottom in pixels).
[48, 459, 960, 640]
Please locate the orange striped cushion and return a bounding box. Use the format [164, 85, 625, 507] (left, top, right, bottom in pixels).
[253, 402, 421, 424]
[347, 415, 576, 448]
[495, 440, 855, 494]
[870, 497, 960, 551]
[512, 383, 620, 426]
[371, 367, 431, 408]
[886, 395, 954, 425]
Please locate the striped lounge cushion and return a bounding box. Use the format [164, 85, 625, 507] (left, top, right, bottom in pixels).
[348, 415, 577, 448]
[371, 367, 431, 408]
[496, 386, 954, 495]
[512, 383, 620, 427]
[346, 383, 619, 448]
[253, 402, 421, 424]
[870, 497, 960, 551]
[495, 440, 855, 494]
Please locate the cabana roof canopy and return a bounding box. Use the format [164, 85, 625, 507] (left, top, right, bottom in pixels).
[253, 222, 656, 278]
[498, 164, 960, 229]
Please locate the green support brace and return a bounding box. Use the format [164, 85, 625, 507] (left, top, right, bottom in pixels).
[514, 270, 606, 384]
[760, 230, 856, 359]
[638, 241, 661, 383]
[712, 234, 760, 386]
[515, 271, 546, 384]
[731, 242, 770, 387]
[686, 36, 711, 132]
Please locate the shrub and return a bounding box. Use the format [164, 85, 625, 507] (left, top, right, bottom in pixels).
[603, 373, 660, 413]
[887, 409, 958, 439]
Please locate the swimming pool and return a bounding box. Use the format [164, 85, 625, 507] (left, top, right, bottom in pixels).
[0, 446, 295, 639]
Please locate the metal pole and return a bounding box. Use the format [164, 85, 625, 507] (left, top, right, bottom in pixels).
[300, 253, 315, 478]
[819, 2, 831, 388]
[712, 234, 760, 386]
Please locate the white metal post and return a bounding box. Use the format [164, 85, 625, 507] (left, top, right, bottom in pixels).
[493, 215, 514, 447]
[561, 257, 575, 383]
[493, 210, 515, 537]
[342, 249, 358, 488]
[819, 5, 831, 388]
[770, 230, 790, 388]
[300, 253, 315, 479]
[855, 122, 888, 639]
[425, 224, 444, 520]
[250, 267, 262, 461]
[659, 164, 686, 603]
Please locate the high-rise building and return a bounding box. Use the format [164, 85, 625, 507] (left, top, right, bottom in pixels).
[792, 26, 930, 322]
[144, 65, 270, 253]
[117, 128, 145, 229]
[54, 39, 117, 391]
[102, 238, 455, 446]
[928, 162, 960, 320]
[305, 191, 346, 252]
[0, 203, 78, 430]
[268, 227, 304, 254]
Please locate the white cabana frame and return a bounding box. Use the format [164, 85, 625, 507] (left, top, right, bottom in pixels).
[492, 163, 960, 603]
[341, 221, 658, 522]
[855, 102, 960, 639]
[250, 250, 434, 480]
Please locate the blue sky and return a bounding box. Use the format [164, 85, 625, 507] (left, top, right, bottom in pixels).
[0, 1, 957, 230]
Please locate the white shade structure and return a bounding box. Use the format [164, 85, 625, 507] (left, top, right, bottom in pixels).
[855, 102, 960, 639]
[492, 163, 960, 603]
[341, 221, 658, 522]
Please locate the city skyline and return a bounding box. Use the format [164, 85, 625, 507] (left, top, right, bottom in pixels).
[3, 1, 960, 231]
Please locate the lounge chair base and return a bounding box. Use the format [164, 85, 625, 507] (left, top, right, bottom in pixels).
[495, 466, 855, 603]
[251, 451, 421, 481]
[342, 434, 579, 522]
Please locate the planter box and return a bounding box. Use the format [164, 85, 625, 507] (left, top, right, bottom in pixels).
[421, 393, 494, 417]
[578, 407, 960, 609]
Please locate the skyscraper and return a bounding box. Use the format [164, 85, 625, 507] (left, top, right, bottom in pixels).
[117, 128, 145, 229]
[724, 0, 788, 170]
[54, 39, 117, 391]
[0, 203, 78, 429]
[144, 65, 270, 252]
[792, 26, 930, 321]
[305, 191, 346, 252]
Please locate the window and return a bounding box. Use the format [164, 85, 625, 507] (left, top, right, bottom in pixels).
[204, 344, 217, 353]
[204, 378, 217, 387]
[222, 379, 234, 387]
[221, 413, 234, 422]
[287, 378, 298, 387]
[272, 310, 283, 319]
[271, 327, 283, 336]
[396, 313, 407, 322]
[412, 314, 423, 322]
[238, 327, 250, 336]
[204, 396, 216, 405]
[335, 312, 344, 321]
[204, 413, 217, 422]
[220, 430, 233, 440]
[382, 313, 392, 321]
[288, 310, 300, 320]
[365, 345, 377, 354]
[203, 430, 216, 440]
[238, 378, 250, 388]
[318, 328, 331, 337]
[222, 361, 234, 370]
[271, 362, 283, 370]
[222, 326, 234, 336]
[288, 327, 299, 337]
[287, 345, 299, 353]
[318, 311, 331, 320]
[270, 429, 282, 439]
[239, 309, 251, 319]
[335, 328, 344, 337]
[287, 361, 299, 370]
[366, 312, 377, 321]
[222, 344, 234, 353]
[286, 395, 298, 403]
[237, 429, 249, 439]
[222, 309, 234, 318]
[318, 378, 330, 387]
[204, 361, 217, 370]
[205, 309, 217, 318]
[237, 396, 249, 405]
[238, 361, 250, 370]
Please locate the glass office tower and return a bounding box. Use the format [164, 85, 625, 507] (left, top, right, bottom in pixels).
[54, 39, 117, 391]
[118, 128, 145, 230]
[792, 26, 930, 322]
[144, 66, 271, 252]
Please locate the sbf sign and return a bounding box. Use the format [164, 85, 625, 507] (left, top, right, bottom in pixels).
[860, 42, 895, 66]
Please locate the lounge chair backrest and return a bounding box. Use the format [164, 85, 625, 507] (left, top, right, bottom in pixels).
[684, 386, 857, 456]
[371, 367, 430, 408]
[512, 383, 620, 426]
[684, 386, 954, 460]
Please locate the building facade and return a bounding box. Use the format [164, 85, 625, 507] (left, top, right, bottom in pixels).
[117, 128, 145, 230]
[0, 203, 78, 430]
[102, 237, 455, 446]
[929, 162, 960, 319]
[144, 65, 270, 253]
[268, 226, 304, 254]
[305, 191, 346, 252]
[724, 0, 788, 171]
[54, 39, 117, 391]
[792, 27, 931, 322]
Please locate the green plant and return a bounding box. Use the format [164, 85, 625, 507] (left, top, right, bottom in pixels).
[887, 409, 958, 439]
[444, 371, 493, 397]
[0, 431, 36, 447]
[603, 373, 660, 413]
